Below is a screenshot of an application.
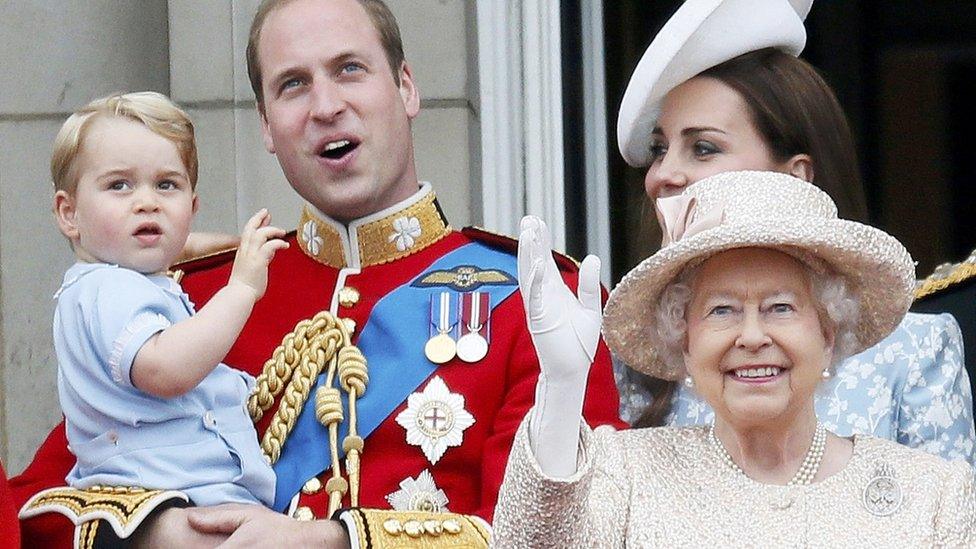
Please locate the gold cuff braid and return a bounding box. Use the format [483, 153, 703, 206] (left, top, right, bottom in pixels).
[246, 310, 369, 515]
[18, 485, 188, 542]
[338, 509, 491, 549]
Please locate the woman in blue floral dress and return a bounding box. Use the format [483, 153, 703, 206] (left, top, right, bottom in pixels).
[613, 0, 975, 464]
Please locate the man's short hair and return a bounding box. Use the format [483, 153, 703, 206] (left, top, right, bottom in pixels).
[51, 91, 198, 193]
[246, 0, 406, 106]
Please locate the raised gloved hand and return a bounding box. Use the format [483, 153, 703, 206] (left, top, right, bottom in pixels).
[517, 215, 603, 381]
[517, 215, 603, 477]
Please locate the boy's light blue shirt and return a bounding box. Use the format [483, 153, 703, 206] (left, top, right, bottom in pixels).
[55, 262, 275, 507]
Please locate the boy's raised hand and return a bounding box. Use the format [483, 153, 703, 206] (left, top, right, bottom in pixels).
[229, 209, 289, 300]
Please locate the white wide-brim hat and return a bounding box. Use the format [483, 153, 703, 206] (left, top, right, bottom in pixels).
[617, 0, 814, 167]
[603, 171, 915, 379]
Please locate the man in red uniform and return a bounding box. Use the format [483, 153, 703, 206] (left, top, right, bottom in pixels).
[12, 0, 622, 546]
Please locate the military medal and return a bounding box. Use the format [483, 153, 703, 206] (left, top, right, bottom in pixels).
[456, 292, 489, 363]
[396, 376, 475, 464]
[424, 292, 457, 364]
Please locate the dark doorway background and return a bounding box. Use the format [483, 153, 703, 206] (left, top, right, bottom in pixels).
[598, 1, 976, 283]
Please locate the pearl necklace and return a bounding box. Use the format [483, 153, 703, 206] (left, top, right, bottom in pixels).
[709, 422, 827, 486]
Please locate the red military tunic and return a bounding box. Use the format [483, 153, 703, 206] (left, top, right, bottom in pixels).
[12, 185, 623, 545]
[0, 462, 21, 547]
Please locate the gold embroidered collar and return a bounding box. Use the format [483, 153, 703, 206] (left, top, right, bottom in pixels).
[296, 183, 451, 269]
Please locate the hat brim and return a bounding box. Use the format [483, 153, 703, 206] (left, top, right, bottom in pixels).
[617, 0, 811, 167]
[603, 218, 915, 379]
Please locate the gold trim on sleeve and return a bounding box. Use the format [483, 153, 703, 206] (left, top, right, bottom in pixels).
[338, 509, 491, 549]
[78, 519, 99, 549]
[18, 485, 188, 540]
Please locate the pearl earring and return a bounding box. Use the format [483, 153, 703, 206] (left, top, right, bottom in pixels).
[821, 368, 832, 380]
[684, 376, 694, 388]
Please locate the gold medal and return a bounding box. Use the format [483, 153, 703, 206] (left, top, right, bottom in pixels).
[424, 333, 456, 364]
[424, 292, 457, 364]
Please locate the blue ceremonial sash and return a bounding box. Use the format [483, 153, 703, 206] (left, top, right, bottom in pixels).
[271, 242, 518, 510]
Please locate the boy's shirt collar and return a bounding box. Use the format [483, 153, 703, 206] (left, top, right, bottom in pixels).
[55, 262, 185, 300]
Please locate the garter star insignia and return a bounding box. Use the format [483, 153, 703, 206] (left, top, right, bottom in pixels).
[412, 265, 516, 291]
[396, 376, 475, 464]
[386, 470, 449, 512]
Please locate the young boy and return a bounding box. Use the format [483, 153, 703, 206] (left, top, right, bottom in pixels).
[49, 91, 287, 507]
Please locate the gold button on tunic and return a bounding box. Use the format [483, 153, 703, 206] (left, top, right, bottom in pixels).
[338, 286, 360, 308]
[301, 477, 322, 495]
[292, 506, 315, 521]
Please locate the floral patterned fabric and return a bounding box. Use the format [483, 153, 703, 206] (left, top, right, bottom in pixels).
[615, 312, 976, 465]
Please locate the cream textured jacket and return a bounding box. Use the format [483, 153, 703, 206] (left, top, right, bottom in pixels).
[493, 421, 975, 548]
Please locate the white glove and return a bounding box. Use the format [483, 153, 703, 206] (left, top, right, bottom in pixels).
[517, 215, 603, 477]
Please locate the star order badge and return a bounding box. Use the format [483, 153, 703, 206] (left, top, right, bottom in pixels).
[396, 376, 475, 464]
[385, 469, 449, 512]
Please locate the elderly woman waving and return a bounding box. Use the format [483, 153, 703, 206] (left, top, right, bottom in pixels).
[494, 171, 975, 546]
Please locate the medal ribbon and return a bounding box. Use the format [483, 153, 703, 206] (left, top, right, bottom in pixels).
[460, 292, 490, 339]
[429, 291, 457, 338]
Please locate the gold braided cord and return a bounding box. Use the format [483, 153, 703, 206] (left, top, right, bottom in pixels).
[248, 316, 330, 421]
[315, 385, 346, 511]
[247, 312, 349, 461]
[338, 347, 368, 507]
[245, 310, 368, 514]
[915, 262, 976, 300]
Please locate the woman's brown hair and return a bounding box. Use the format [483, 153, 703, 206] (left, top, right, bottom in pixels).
[633, 48, 867, 428]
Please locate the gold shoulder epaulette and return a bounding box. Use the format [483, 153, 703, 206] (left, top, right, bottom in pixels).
[915, 248, 976, 300]
[462, 225, 582, 269]
[337, 508, 491, 548]
[19, 485, 188, 542]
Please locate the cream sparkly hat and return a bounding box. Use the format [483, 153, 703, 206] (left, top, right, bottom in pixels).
[617, 0, 814, 167]
[603, 171, 915, 379]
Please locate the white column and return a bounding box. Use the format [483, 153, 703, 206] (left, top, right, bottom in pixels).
[581, 0, 611, 283]
[477, 0, 566, 250]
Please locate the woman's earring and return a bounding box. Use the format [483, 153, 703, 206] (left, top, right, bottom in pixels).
[821, 368, 832, 380]
[683, 376, 694, 388]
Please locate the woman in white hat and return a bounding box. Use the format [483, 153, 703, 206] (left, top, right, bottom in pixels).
[493, 171, 975, 546]
[613, 0, 975, 465]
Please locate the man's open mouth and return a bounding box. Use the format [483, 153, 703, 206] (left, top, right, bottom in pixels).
[320, 139, 359, 160]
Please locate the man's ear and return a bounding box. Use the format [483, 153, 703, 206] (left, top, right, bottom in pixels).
[53, 190, 80, 241]
[258, 104, 276, 154]
[398, 62, 420, 120]
[783, 154, 814, 182]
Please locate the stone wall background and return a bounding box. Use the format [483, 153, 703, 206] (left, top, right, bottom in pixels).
[0, 0, 480, 473]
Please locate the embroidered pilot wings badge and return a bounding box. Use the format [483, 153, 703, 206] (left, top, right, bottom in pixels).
[412, 265, 516, 292]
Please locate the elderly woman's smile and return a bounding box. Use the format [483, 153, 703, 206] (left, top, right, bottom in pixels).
[683, 248, 833, 426]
